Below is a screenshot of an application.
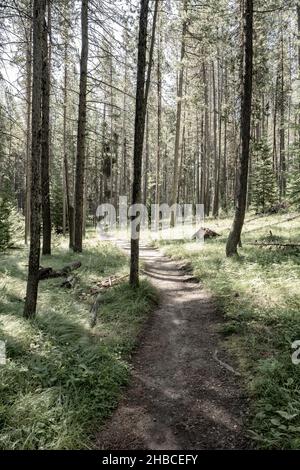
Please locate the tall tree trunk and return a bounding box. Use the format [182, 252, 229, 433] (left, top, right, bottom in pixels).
[142, 0, 158, 206]
[170, 0, 187, 226]
[273, 71, 279, 174]
[110, 55, 114, 205]
[62, 37, 74, 248]
[41, 4, 51, 255]
[200, 111, 205, 206]
[297, 2, 300, 143]
[221, 62, 228, 212]
[297, 2, 300, 71]
[143, 112, 149, 205]
[196, 112, 200, 204]
[74, 0, 88, 252]
[155, 12, 162, 210]
[203, 62, 210, 215]
[130, 0, 151, 287]
[121, 23, 128, 196]
[212, 60, 219, 217]
[24, 0, 46, 318]
[279, 32, 286, 199]
[25, 0, 32, 245]
[214, 58, 223, 216]
[226, 0, 253, 257]
[62, 39, 68, 238]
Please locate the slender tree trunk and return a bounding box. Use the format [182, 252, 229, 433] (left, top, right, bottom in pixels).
[226, 0, 253, 257]
[62, 40, 74, 249]
[155, 13, 162, 210]
[142, 0, 158, 206]
[297, 2, 300, 143]
[212, 60, 220, 217]
[221, 62, 228, 212]
[297, 2, 300, 71]
[279, 32, 286, 199]
[144, 0, 159, 105]
[110, 55, 114, 205]
[222, 116, 228, 211]
[41, 4, 51, 255]
[130, 0, 151, 287]
[83, 140, 88, 237]
[196, 112, 200, 204]
[200, 110, 205, 206]
[62, 40, 68, 237]
[121, 24, 128, 196]
[170, 0, 187, 226]
[273, 71, 279, 174]
[24, 0, 46, 318]
[25, 1, 32, 245]
[143, 112, 149, 205]
[203, 62, 210, 215]
[74, 0, 88, 252]
[214, 58, 223, 216]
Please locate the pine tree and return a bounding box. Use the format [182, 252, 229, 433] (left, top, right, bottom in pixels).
[0, 195, 11, 251]
[288, 142, 300, 209]
[252, 139, 278, 213]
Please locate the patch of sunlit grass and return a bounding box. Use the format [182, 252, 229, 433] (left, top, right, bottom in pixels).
[0, 236, 157, 449]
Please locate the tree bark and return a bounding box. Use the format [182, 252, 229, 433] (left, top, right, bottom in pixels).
[24, 0, 46, 318]
[279, 31, 286, 199]
[170, 0, 188, 226]
[297, 2, 300, 71]
[155, 12, 162, 210]
[41, 5, 51, 255]
[74, 0, 88, 252]
[143, 111, 149, 205]
[212, 60, 220, 217]
[203, 62, 210, 215]
[130, 0, 150, 287]
[142, 0, 158, 206]
[226, 0, 253, 257]
[25, 0, 32, 245]
[121, 23, 129, 197]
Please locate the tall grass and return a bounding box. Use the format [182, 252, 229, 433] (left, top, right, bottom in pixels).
[0, 240, 157, 449]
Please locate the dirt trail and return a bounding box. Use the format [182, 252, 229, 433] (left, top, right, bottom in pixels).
[96, 242, 249, 450]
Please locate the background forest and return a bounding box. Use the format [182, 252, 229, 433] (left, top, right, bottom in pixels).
[1, 0, 300, 240]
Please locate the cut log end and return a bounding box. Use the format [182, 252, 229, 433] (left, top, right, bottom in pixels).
[192, 227, 221, 240]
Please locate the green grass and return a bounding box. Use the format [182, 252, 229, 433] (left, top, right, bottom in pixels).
[0, 237, 157, 449]
[158, 211, 300, 449]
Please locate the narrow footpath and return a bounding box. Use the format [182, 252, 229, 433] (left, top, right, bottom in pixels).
[96, 242, 248, 449]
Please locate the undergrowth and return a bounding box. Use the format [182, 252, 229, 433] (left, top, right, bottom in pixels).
[0, 239, 157, 449]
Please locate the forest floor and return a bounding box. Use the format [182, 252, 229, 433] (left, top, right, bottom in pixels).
[96, 241, 248, 449]
[1, 212, 300, 449]
[0, 237, 157, 449]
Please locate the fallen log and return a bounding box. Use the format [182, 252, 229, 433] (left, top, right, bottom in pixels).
[192, 227, 221, 240]
[38, 261, 82, 280]
[246, 242, 300, 248]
